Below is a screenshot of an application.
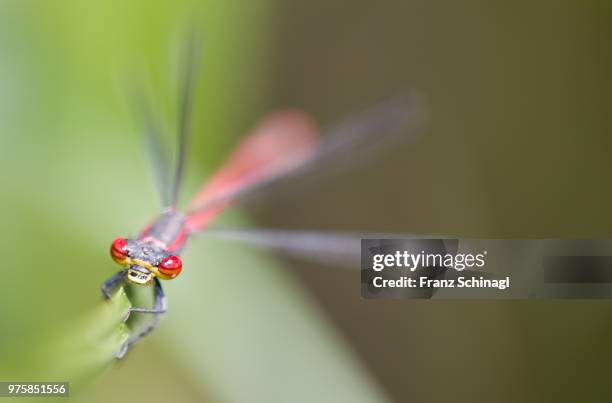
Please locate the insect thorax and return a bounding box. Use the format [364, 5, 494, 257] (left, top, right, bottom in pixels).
[140, 210, 187, 252]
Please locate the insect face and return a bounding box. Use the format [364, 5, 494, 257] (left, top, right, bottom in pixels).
[110, 238, 183, 285]
[126, 265, 153, 285]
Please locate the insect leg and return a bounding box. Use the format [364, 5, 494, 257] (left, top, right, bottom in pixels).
[128, 277, 168, 314]
[116, 278, 167, 359]
[100, 271, 126, 300]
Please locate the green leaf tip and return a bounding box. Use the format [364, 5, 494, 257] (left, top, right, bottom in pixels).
[33, 286, 132, 382]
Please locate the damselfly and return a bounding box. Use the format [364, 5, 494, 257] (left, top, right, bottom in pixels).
[101, 35, 426, 359]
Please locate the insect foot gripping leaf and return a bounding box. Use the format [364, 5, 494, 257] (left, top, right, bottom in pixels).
[33, 287, 131, 383]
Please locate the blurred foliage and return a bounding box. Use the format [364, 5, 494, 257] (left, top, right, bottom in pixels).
[37, 288, 131, 383]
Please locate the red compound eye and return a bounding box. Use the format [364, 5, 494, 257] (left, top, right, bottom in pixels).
[158, 255, 182, 278]
[111, 238, 129, 263]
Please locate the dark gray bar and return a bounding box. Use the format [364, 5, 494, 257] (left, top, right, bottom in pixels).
[544, 256, 612, 283]
[361, 239, 612, 299]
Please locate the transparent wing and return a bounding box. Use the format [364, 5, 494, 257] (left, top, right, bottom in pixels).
[170, 29, 201, 207]
[199, 227, 433, 268]
[127, 84, 172, 207]
[199, 227, 498, 299]
[126, 29, 201, 208]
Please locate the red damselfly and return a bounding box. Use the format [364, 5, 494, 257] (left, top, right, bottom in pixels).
[102, 35, 426, 359]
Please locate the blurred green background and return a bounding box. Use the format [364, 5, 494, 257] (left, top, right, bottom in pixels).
[1, 1, 611, 402]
